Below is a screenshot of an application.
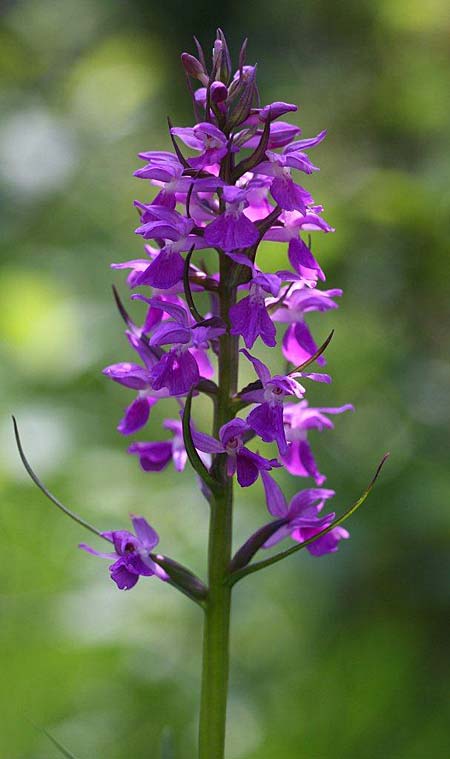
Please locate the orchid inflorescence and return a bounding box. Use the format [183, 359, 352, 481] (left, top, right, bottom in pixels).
[13, 29, 388, 757]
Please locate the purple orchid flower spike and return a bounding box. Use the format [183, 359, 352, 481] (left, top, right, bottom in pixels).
[15, 31, 391, 759]
[193, 418, 280, 487]
[282, 400, 354, 483]
[268, 282, 343, 367]
[171, 122, 236, 169]
[240, 349, 330, 454]
[230, 270, 281, 348]
[204, 186, 259, 252]
[79, 515, 168, 590]
[260, 471, 349, 555]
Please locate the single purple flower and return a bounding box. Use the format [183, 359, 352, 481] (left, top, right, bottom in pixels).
[255, 131, 326, 212]
[240, 350, 329, 454]
[79, 515, 168, 590]
[134, 205, 206, 290]
[193, 418, 280, 488]
[260, 471, 349, 555]
[134, 150, 225, 208]
[146, 299, 225, 395]
[103, 334, 169, 435]
[282, 400, 354, 483]
[268, 282, 342, 367]
[204, 186, 259, 252]
[171, 122, 236, 169]
[229, 271, 281, 349]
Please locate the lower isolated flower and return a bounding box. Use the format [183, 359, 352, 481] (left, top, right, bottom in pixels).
[79, 515, 168, 590]
[261, 471, 349, 555]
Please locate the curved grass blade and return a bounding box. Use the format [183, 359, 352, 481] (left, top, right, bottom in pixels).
[12, 417, 103, 538]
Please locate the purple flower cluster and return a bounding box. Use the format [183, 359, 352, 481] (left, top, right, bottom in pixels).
[84, 31, 354, 590]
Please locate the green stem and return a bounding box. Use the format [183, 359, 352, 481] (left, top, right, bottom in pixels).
[198, 257, 238, 759]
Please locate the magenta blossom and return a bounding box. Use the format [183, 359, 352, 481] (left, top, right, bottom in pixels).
[79, 515, 168, 590]
[282, 400, 354, 483]
[193, 418, 280, 487]
[171, 122, 237, 169]
[268, 282, 343, 367]
[260, 471, 349, 555]
[241, 349, 330, 454]
[204, 186, 259, 252]
[230, 271, 281, 349]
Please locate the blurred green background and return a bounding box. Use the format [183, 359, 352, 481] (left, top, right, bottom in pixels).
[1, 1, 449, 757]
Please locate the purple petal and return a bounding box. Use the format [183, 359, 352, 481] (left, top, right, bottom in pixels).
[191, 428, 224, 454]
[236, 450, 260, 487]
[270, 177, 312, 212]
[288, 238, 325, 282]
[191, 347, 215, 380]
[131, 515, 160, 550]
[128, 441, 173, 471]
[247, 402, 288, 454]
[282, 439, 326, 485]
[230, 297, 276, 349]
[78, 543, 117, 560]
[103, 363, 150, 390]
[284, 130, 327, 153]
[261, 470, 288, 517]
[151, 350, 199, 396]
[240, 349, 272, 385]
[150, 321, 191, 347]
[282, 322, 326, 368]
[204, 212, 259, 252]
[109, 558, 139, 590]
[137, 249, 185, 290]
[219, 418, 249, 447]
[295, 525, 349, 556]
[117, 397, 151, 435]
[289, 488, 335, 518]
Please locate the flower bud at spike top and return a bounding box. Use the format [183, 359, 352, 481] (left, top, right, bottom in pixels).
[69, 29, 386, 759]
[181, 52, 208, 85]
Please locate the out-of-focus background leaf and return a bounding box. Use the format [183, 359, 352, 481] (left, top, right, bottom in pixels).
[1, 1, 449, 757]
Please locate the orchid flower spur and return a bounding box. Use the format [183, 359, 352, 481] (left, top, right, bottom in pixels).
[14, 29, 389, 759]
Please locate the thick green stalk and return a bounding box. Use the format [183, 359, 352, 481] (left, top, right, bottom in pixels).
[198, 257, 238, 759]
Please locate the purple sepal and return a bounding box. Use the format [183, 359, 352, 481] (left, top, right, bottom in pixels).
[151, 350, 199, 396]
[136, 248, 185, 290]
[117, 397, 153, 435]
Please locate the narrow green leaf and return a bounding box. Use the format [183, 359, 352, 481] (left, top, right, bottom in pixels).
[182, 391, 221, 494]
[183, 246, 204, 322]
[12, 417, 103, 538]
